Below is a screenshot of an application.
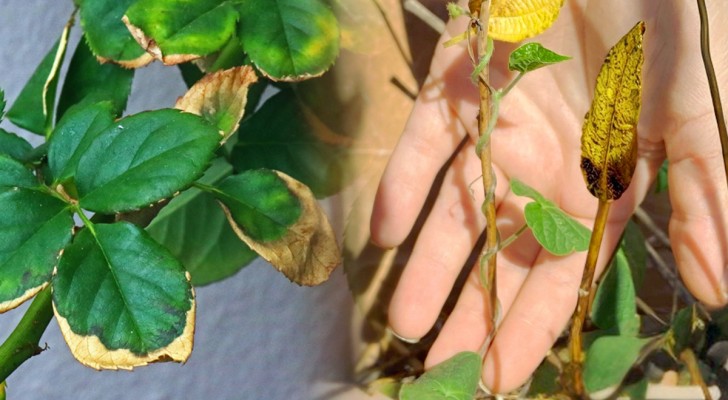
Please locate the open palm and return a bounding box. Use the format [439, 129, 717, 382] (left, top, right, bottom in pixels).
[371, 1, 728, 393]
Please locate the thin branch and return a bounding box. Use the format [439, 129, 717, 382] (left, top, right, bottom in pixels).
[403, 0, 446, 34]
[633, 207, 670, 248]
[696, 0, 728, 189]
[0, 288, 54, 383]
[645, 241, 695, 305]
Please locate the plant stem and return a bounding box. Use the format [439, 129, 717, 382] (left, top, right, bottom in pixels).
[696, 0, 728, 188]
[567, 199, 610, 397]
[0, 287, 54, 383]
[475, 1, 499, 331]
[680, 348, 713, 400]
[403, 0, 446, 34]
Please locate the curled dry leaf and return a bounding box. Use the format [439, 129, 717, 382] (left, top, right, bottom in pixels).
[489, 0, 564, 42]
[581, 21, 644, 201]
[175, 66, 258, 141]
[220, 171, 341, 286]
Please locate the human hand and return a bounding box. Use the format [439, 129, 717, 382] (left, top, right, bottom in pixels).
[370, 0, 728, 393]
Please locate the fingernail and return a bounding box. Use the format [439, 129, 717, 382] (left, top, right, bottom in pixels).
[387, 327, 420, 344]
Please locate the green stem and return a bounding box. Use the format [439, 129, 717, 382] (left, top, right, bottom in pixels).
[498, 223, 528, 251]
[0, 287, 54, 383]
[498, 72, 525, 99]
[696, 0, 728, 188]
[567, 199, 611, 398]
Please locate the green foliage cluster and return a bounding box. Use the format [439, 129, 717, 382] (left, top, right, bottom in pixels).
[0, 0, 344, 388]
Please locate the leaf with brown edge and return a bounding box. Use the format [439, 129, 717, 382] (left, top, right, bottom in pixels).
[581, 22, 644, 201]
[489, 0, 564, 43]
[175, 66, 258, 141]
[213, 169, 341, 286]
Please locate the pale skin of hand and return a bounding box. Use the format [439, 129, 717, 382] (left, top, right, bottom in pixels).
[370, 0, 728, 394]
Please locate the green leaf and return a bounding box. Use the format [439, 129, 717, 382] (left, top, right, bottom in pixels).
[214, 169, 302, 242]
[399, 352, 481, 400]
[237, 0, 340, 81]
[0, 156, 37, 188]
[621, 220, 646, 289]
[147, 158, 257, 286]
[591, 249, 637, 334]
[527, 358, 560, 397]
[75, 109, 220, 213]
[666, 305, 707, 357]
[232, 90, 346, 197]
[510, 178, 591, 255]
[0, 188, 73, 312]
[57, 37, 134, 119]
[621, 377, 648, 400]
[0, 89, 5, 121]
[584, 336, 649, 393]
[655, 160, 668, 193]
[6, 39, 65, 135]
[79, 0, 152, 67]
[123, 0, 238, 65]
[52, 222, 194, 369]
[48, 102, 116, 185]
[213, 169, 340, 286]
[508, 42, 570, 73]
[0, 129, 33, 162]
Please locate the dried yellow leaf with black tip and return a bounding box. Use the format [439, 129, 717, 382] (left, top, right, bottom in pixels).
[581, 22, 645, 201]
[489, 0, 564, 42]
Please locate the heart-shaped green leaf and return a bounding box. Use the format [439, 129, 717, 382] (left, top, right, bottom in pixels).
[0, 156, 37, 188]
[511, 178, 591, 255]
[75, 109, 220, 213]
[237, 0, 340, 81]
[79, 0, 153, 67]
[508, 42, 570, 73]
[123, 0, 238, 65]
[52, 222, 194, 369]
[232, 90, 347, 198]
[57, 36, 134, 119]
[147, 158, 257, 286]
[212, 169, 340, 285]
[583, 336, 649, 393]
[0, 187, 73, 312]
[0, 129, 32, 162]
[399, 351, 481, 400]
[48, 102, 116, 185]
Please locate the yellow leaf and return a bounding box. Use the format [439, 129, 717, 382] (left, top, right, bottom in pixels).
[489, 0, 564, 42]
[581, 22, 645, 201]
[175, 66, 258, 141]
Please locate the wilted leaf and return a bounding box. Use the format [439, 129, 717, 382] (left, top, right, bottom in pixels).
[214, 169, 341, 286]
[237, 0, 340, 81]
[0, 129, 32, 162]
[147, 158, 258, 286]
[489, 0, 564, 43]
[75, 109, 220, 213]
[52, 222, 195, 369]
[175, 65, 258, 140]
[581, 22, 644, 201]
[232, 90, 348, 198]
[399, 352, 481, 400]
[508, 42, 570, 73]
[48, 102, 116, 185]
[583, 336, 649, 393]
[57, 37, 134, 119]
[0, 156, 37, 188]
[0, 188, 73, 312]
[511, 178, 591, 255]
[123, 0, 238, 65]
[79, 0, 153, 67]
[591, 249, 637, 334]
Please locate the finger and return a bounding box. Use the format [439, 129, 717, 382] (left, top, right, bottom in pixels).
[422, 190, 545, 366]
[370, 17, 478, 248]
[481, 218, 624, 393]
[388, 143, 508, 340]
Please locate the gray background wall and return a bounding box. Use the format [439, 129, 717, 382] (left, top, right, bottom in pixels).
[0, 1, 353, 399]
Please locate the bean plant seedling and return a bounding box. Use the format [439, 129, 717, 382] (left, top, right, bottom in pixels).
[369, 1, 728, 399]
[0, 0, 347, 395]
